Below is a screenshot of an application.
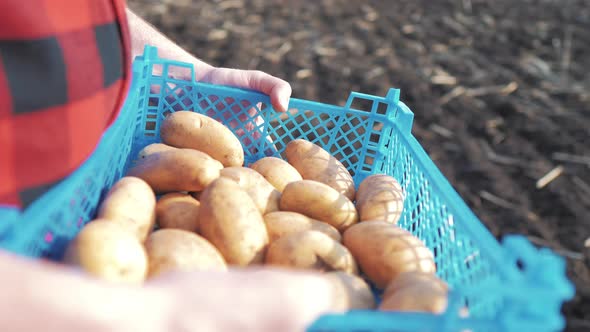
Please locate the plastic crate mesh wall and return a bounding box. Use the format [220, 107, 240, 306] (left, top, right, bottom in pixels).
[0, 88, 139, 260]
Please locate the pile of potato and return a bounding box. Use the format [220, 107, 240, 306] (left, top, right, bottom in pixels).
[64, 111, 450, 314]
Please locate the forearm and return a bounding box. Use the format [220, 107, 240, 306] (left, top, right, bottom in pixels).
[126, 7, 214, 81]
[125, 7, 292, 112]
[0, 251, 168, 332]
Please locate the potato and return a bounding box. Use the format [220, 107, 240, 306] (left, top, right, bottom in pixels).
[156, 193, 200, 232]
[264, 211, 341, 242]
[265, 230, 358, 274]
[145, 229, 227, 278]
[96, 176, 156, 241]
[161, 110, 244, 167]
[381, 271, 447, 299]
[280, 180, 358, 232]
[220, 167, 281, 215]
[342, 221, 436, 289]
[249, 157, 303, 192]
[356, 174, 404, 224]
[63, 220, 147, 284]
[285, 139, 355, 200]
[190, 191, 202, 200]
[379, 272, 448, 314]
[127, 149, 223, 193]
[199, 177, 269, 266]
[325, 271, 376, 311]
[137, 143, 176, 159]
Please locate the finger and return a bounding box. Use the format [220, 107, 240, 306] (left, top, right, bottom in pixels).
[248, 71, 291, 113]
[219, 268, 338, 332]
[229, 268, 337, 331]
[147, 268, 336, 332]
[207, 68, 292, 113]
[267, 78, 291, 113]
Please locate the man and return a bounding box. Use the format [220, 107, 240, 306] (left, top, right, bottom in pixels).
[0, 2, 334, 331]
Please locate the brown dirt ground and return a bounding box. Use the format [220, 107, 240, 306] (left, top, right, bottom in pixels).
[129, 0, 589, 330]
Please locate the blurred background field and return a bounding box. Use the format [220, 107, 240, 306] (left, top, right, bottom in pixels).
[128, 0, 589, 330]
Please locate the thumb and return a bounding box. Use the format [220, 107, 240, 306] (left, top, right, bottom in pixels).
[269, 80, 292, 113]
[205, 68, 292, 113]
[230, 268, 337, 332]
[147, 267, 337, 332]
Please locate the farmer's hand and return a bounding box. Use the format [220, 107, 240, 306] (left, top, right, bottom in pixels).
[148, 267, 336, 332]
[154, 65, 289, 156]
[128, 8, 291, 154]
[202, 67, 292, 113]
[201, 67, 292, 155]
[128, 8, 292, 113]
[0, 250, 335, 332]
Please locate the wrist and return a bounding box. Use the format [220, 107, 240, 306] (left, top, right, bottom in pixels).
[126, 7, 214, 82]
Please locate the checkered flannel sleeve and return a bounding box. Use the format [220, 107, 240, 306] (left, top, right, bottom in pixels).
[0, 0, 131, 209]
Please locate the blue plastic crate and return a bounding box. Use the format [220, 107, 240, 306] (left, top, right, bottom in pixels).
[0, 46, 574, 332]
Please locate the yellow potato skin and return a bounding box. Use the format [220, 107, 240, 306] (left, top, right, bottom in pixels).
[137, 143, 177, 159]
[249, 157, 303, 192]
[145, 229, 227, 278]
[280, 180, 358, 232]
[63, 220, 148, 284]
[96, 176, 156, 242]
[342, 221, 436, 289]
[263, 211, 341, 243]
[220, 167, 281, 215]
[379, 272, 448, 314]
[190, 191, 202, 200]
[199, 177, 269, 266]
[161, 111, 244, 167]
[285, 139, 355, 200]
[382, 271, 447, 299]
[127, 149, 223, 194]
[356, 174, 404, 224]
[265, 230, 358, 274]
[155, 193, 201, 232]
[325, 271, 376, 311]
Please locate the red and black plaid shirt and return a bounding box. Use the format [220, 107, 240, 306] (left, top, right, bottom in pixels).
[0, 0, 131, 209]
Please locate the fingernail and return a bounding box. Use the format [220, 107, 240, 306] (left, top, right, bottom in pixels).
[279, 92, 290, 112]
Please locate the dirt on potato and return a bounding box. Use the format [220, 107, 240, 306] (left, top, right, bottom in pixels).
[128, 0, 589, 330]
